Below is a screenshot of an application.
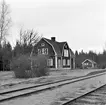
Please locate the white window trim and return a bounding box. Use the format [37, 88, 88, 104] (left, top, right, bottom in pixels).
[48, 58, 53, 66]
[38, 49, 41, 54]
[64, 49, 68, 57]
[63, 59, 66, 66]
[38, 48, 48, 55]
[41, 43, 45, 46]
[67, 59, 70, 65]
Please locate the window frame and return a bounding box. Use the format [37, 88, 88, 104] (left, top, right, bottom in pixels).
[47, 58, 53, 66]
[38, 48, 48, 55]
[64, 49, 68, 57]
[63, 59, 66, 66]
[67, 59, 70, 65]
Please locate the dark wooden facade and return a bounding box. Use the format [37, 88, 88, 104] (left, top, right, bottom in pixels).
[34, 37, 75, 69]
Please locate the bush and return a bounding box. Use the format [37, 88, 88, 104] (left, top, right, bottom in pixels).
[11, 54, 49, 78]
[11, 54, 31, 78]
[31, 55, 49, 77]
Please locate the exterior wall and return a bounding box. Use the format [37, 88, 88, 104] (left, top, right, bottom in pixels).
[34, 39, 55, 56]
[34, 39, 55, 68]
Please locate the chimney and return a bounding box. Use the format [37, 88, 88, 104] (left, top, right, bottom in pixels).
[51, 37, 56, 41]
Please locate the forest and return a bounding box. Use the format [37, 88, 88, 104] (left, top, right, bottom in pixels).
[75, 50, 106, 69]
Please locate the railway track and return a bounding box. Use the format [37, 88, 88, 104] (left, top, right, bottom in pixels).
[64, 84, 106, 105]
[0, 70, 106, 103]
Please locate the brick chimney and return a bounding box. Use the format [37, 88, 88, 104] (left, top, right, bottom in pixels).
[51, 37, 56, 41]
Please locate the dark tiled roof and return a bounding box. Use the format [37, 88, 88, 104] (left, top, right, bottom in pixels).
[69, 49, 75, 57]
[57, 42, 66, 53]
[43, 37, 74, 57]
[43, 38, 62, 56]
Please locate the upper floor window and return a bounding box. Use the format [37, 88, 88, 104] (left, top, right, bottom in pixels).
[38, 48, 48, 55]
[64, 49, 68, 57]
[41, 43, 45, 47]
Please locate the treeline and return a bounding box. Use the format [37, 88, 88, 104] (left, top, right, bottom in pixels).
[75, 50, 106, 69]
[0, 29, 41, 71]
[0, 40, 32, 71]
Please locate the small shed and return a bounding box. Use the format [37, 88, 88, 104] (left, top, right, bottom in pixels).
[82, 59, 97, 69]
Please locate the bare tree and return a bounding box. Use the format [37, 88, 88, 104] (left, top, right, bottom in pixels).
[0, 0, 11, 45]
[19, 28, 41, 46]
[19, 28, 42, 71]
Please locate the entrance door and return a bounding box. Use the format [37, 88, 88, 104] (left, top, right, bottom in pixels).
[58, 59, 61, 68]
[71, 58, 73, 69]
[0, 60, 3, 71]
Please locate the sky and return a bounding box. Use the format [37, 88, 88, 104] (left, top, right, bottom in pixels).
[4, 0, 106, 53]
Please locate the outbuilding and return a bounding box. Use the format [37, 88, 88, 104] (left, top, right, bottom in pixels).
[82, 59, 97, 69]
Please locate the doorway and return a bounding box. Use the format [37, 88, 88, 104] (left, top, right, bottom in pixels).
[71, 58, 73, 69]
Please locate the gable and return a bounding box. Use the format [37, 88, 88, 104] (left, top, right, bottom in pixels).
[82, 59, 96, 65]
[64, 43, 69, 49]
[84, 60, 92, 64]
[34, 38, 55, 56]
[62, 42, 70, 57]
[43, 38, 61, 56]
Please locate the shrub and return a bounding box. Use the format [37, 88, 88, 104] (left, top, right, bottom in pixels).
[31, 55, 49, 77]
[11, 54, 49, 78]
[11, 54, 31, 78]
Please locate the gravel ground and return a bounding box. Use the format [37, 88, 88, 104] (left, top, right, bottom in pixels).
[0, 70, 106, 105]
[0, 69, 105, 91]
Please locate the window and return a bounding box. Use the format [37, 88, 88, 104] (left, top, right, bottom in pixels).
[67, 59, 70, 65]
[85, 63, 88, 65]
[42, 48, 48, 55]
[64, 49, 68, 57]
[47, 59, 53, 66]
[41, 43, 45, 46]
[58, 59, 61, 67]
[44, 48, 48, 55]
[42, 48, 45, 54]
[38, 49, 42, 54]
[38, 48, 48, 55]
[63, 59, 66, 66]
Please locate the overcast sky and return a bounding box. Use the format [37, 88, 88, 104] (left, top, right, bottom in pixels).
[5, 0, 106, 53]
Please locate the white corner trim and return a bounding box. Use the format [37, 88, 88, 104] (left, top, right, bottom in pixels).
[82, 59, 96, 65]
[55, 55, 57, 69]
[69, 48, 71, 57]
[43, 38, 57, 55]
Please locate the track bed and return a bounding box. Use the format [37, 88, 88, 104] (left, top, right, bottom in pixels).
[67, 85, 106, 105]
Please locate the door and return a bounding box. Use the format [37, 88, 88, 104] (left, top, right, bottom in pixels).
[58, 59, 61, 68]
[71, 58, 73, 69]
